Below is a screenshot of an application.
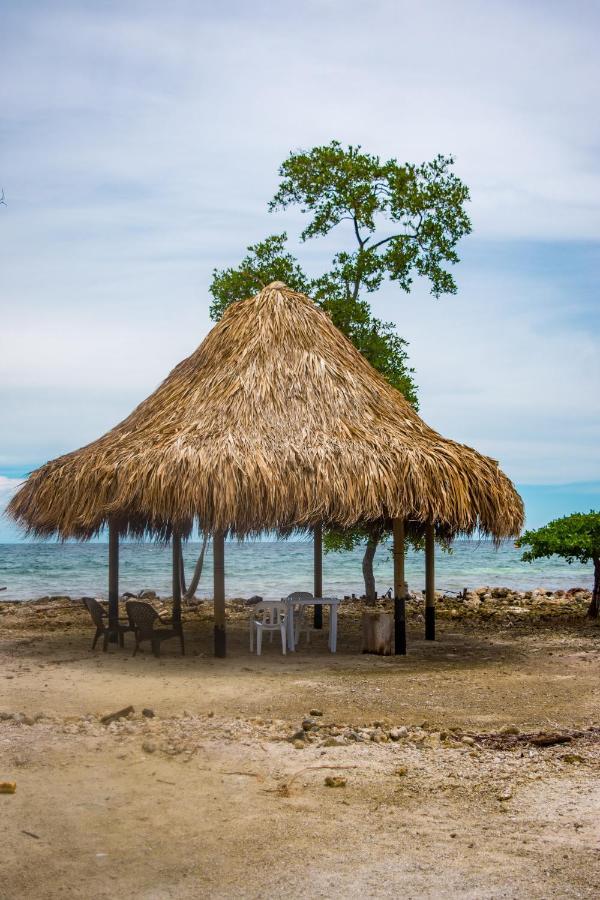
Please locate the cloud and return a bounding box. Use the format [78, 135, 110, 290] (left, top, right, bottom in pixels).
[0, 0, 599, 486]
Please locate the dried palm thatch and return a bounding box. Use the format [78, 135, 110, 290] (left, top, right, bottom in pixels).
[8, 282, 523, 541]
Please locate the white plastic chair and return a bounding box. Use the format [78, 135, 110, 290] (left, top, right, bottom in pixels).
[249, 601, 287, 656]
[285, 591, 316, 647]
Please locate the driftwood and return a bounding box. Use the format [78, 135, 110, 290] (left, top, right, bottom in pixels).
[361, 612, 393, 655]
[470, 727, 600, 750]
[100, 705, 134, 725]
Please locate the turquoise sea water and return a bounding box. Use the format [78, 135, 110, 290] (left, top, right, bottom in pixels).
[0, 540, 593, 601]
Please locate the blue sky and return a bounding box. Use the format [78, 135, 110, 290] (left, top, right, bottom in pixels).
[1, 0, 599, 541]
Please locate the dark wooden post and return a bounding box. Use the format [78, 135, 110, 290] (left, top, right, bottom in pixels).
[393, 518, 407, 655]
[313, 523, 323, 629]
[213, 529, 226, 657]
[172, 529, 182, 627]
[108, 520, 119, 643]
[425, 522, 435, 640]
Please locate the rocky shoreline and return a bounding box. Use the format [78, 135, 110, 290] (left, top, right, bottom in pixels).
[0, 586, 594, 631]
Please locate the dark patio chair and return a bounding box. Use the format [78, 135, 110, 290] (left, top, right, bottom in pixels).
[125, 599, 185, 658]
[83, 597, 134, 651]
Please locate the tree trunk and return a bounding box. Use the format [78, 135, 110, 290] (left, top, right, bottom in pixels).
[587, 556, 600, 619]
[362, 525, 383, 604]
[179, 535, 210, 601]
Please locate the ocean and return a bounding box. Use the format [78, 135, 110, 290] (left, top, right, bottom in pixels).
[0, 539, 592, 601]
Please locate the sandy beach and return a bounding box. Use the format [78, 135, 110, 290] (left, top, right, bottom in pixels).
[2, 592, 599, 899]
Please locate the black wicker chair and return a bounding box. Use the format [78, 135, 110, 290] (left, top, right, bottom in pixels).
[125, 599, 185, 658]
[83, 597, 134, 651]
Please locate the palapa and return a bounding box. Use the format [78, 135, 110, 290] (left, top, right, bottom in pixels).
[8, 282, 523, 541]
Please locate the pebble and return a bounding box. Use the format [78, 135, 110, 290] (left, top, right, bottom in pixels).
[293, 740, 305, 750]
[142, 708, 155, 718]
[309, 709, 323, 717]
[461, 736, 475, 746]
[142, 741, 157, 753]
[389, 726, 408, 741]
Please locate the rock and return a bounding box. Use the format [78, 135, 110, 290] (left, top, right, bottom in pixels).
[0, 782, 16, 794]
[562, 753, 584, 764]
[292, 740, 305, 750]
[142, 741, 157, 754]
[142, 708, 155, 718]
[309, 709, 323, 717]
[500, 724, 520, 736]
[394, 766, 408, 777]
[461, 736, 475, 746]
[323, 737, 346, 747]
[497, 786, 513, 801]
[302, 717, 317, 731]
[389, 726, 409, 741]
[324, 776, 346, 788]
[138, 590, 157, 600]
[13, 713, 34, 726]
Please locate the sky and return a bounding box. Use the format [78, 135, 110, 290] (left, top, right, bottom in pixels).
[1, 0, 599, 540]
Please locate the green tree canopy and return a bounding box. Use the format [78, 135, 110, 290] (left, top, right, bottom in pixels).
[516, 511, 600, 618]
[270, 141, 471, 300]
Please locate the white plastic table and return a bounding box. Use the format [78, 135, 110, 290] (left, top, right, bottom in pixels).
[283, 596, 340, 653]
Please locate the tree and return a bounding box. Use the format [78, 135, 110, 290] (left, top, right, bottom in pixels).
[270, 141, 471, 301]
[210, 141, 471, 599]
[516, 511, 600, 618]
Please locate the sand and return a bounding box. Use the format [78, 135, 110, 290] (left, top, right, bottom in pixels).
[1, 596, 599, 899]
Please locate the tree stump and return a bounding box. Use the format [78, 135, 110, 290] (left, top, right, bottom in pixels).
[361, 612, 393, 655]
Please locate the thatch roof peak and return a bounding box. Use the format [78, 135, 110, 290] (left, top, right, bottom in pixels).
[8, 281, 523, 540]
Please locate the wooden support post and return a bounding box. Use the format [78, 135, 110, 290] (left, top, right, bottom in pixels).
[172, 529, 182, 628]
[313, 523, 323, 629]
[393, 518, 407, 655]
[425, 522, 435, 641]
[213, 529, 226, 657]
[108, 520, 119, 643]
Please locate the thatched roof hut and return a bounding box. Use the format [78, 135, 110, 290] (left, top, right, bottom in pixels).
[8, 281, 523, 656]
[9, 282, 522, 541]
